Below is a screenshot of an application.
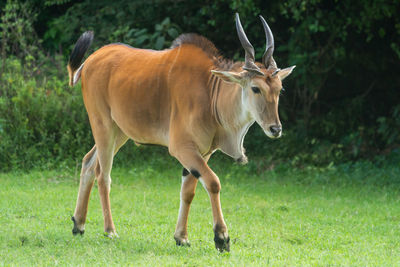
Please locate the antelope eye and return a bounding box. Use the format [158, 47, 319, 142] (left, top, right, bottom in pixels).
[251, 86, 261, 94]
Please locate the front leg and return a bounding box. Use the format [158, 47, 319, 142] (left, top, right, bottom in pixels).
[171, 146, 230, 252]
[198, 172, 230, 252]
[174, 169, 198, 246]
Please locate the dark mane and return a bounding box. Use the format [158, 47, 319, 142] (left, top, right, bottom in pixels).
[171, 33, 235, 70]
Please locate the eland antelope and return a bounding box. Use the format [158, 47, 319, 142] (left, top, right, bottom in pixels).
[69, 13, 295, 252]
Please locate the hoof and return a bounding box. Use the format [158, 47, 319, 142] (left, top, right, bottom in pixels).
[71, 216, 84, 235]
[104, 231, 119, 239]
[214, 234, 230, 252]
[174, 237, 191, 247]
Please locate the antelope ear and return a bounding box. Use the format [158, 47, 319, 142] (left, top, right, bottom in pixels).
[276, 65, 296, 80]
[211, 70, 244, 84]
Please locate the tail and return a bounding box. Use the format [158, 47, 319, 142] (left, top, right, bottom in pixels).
[67, 31, 94, 86]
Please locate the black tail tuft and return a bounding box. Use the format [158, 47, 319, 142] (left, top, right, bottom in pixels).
[69, 31, 94, 71]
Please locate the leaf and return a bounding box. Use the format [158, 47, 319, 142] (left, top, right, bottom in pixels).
[161, 17, 170, 26]
[167, 28, 178, 38]
[133, 29, 148, 37]
[155, 24, 162, 31]
[135, 35, 148, 46]
[154, 36, 165, 50]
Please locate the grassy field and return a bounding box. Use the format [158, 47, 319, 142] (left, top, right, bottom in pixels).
[1, 151, 400, 266]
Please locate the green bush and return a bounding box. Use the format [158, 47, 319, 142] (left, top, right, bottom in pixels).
[0, 0, 399, 171]
[377, 105, 400, 145]
[0, 57, 92, 170]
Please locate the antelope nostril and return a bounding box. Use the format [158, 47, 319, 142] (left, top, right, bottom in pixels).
[270, 125, 282, 135]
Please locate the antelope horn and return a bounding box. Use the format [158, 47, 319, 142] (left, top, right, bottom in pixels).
[235, 13, 264, 75]
[259, 15, 277, 69]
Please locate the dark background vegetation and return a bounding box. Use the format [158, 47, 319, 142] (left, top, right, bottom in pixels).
[0, 0, 399, 171]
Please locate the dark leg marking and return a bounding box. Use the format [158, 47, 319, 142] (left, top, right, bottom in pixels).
[71, 216, 84, 235]
[182, 168, 190, 177]
[190, 169, 201, 179]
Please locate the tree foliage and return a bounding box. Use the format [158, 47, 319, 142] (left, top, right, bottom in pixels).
[0, 0, 399, 170]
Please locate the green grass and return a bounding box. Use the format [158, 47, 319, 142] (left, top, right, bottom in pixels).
[1, 151, 400, 266]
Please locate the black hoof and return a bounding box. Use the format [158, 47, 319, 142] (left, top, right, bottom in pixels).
[175, 237, 191, 247]
[214, 234, 230, 252]
[71, 216, 84, 235]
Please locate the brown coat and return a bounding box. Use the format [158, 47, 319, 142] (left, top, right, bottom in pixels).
[69, 15, 295, 252]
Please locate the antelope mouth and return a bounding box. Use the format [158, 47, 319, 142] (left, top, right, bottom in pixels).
[265, 131, 281, 139]
[235, 155, 248, 165]
[263, 125, 282, 139]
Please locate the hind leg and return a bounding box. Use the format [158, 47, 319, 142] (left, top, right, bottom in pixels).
[72, 130, 127, 236]
[94, 125, 127, 237]
[72, 145, 98, 235]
